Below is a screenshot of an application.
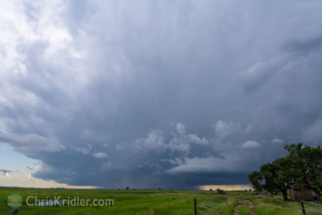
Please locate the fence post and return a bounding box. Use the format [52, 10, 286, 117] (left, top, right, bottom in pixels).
[301, 201, 306, 215]
[11, 208, 19, 215]
[194, 198, 197, 215]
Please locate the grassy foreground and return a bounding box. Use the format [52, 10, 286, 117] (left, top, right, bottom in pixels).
[0, 187, 320, 215]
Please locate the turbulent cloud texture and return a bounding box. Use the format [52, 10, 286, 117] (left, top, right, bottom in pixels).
[0, 0, 322, 189]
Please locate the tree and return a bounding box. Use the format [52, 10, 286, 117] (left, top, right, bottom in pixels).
[248, 157, 292, 201]
[248, 171, 264, 192]
[249, 143, 322, 201]
[284, 143, 322, 196]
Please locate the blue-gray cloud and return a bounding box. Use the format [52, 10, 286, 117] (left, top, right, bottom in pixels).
[0, 169, 12, 173]
[0, 0, 322, 189]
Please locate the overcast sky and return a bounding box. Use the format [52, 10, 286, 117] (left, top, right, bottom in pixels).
[0, 0, 322, 189]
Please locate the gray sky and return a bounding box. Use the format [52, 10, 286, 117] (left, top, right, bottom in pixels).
[0, 0, 322, 189]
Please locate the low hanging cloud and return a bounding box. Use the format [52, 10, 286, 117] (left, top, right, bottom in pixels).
[166, 156, 250, 175]
[176, 123, 186, 135]
[213, 121, 243, 140]
[242, 141, 260, 148]
[271, 138, 284, 144]
[0, 169, 12, 174]
[101, 162, 126, 171]
[0, 169, 12, 177]
[0, 0, 321, 189]
[0, 131, 65, 155]
[124, 125, 210, 155]
[131, 130, 167, 153]
[92, 152, 108, 159]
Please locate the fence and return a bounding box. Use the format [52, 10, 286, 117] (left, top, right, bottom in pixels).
[301, 201, 322, 215]
[194, 198, 221, 215]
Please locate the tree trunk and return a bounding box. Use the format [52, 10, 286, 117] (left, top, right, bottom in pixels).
[305, 177, 322, 197]
[317, 187, 322, 197]
[310, 187, 321, 198]
[282, 190, 289, 201]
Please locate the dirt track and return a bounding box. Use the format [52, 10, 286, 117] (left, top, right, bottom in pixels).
[233, 200, 255, 215]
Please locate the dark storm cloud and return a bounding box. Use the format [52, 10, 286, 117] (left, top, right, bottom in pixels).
[284, 37, 322, 54]
[1, 0, 322, 189]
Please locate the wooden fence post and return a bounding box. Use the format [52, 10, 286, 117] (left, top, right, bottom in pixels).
[301, 201, 306, 215]
[11, 208, 19, 215]
[194, 198, 197, 215]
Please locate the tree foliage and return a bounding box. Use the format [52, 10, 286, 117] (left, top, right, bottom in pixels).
[284, 143, 322, 196]
[248, 158, 290, 201]
[248, 143, 322, 201]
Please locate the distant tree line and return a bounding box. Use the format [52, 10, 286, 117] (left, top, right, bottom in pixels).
[248, 143, 322, 201]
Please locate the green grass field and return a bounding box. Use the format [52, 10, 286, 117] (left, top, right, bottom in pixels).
[0, 187, 321, 215]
